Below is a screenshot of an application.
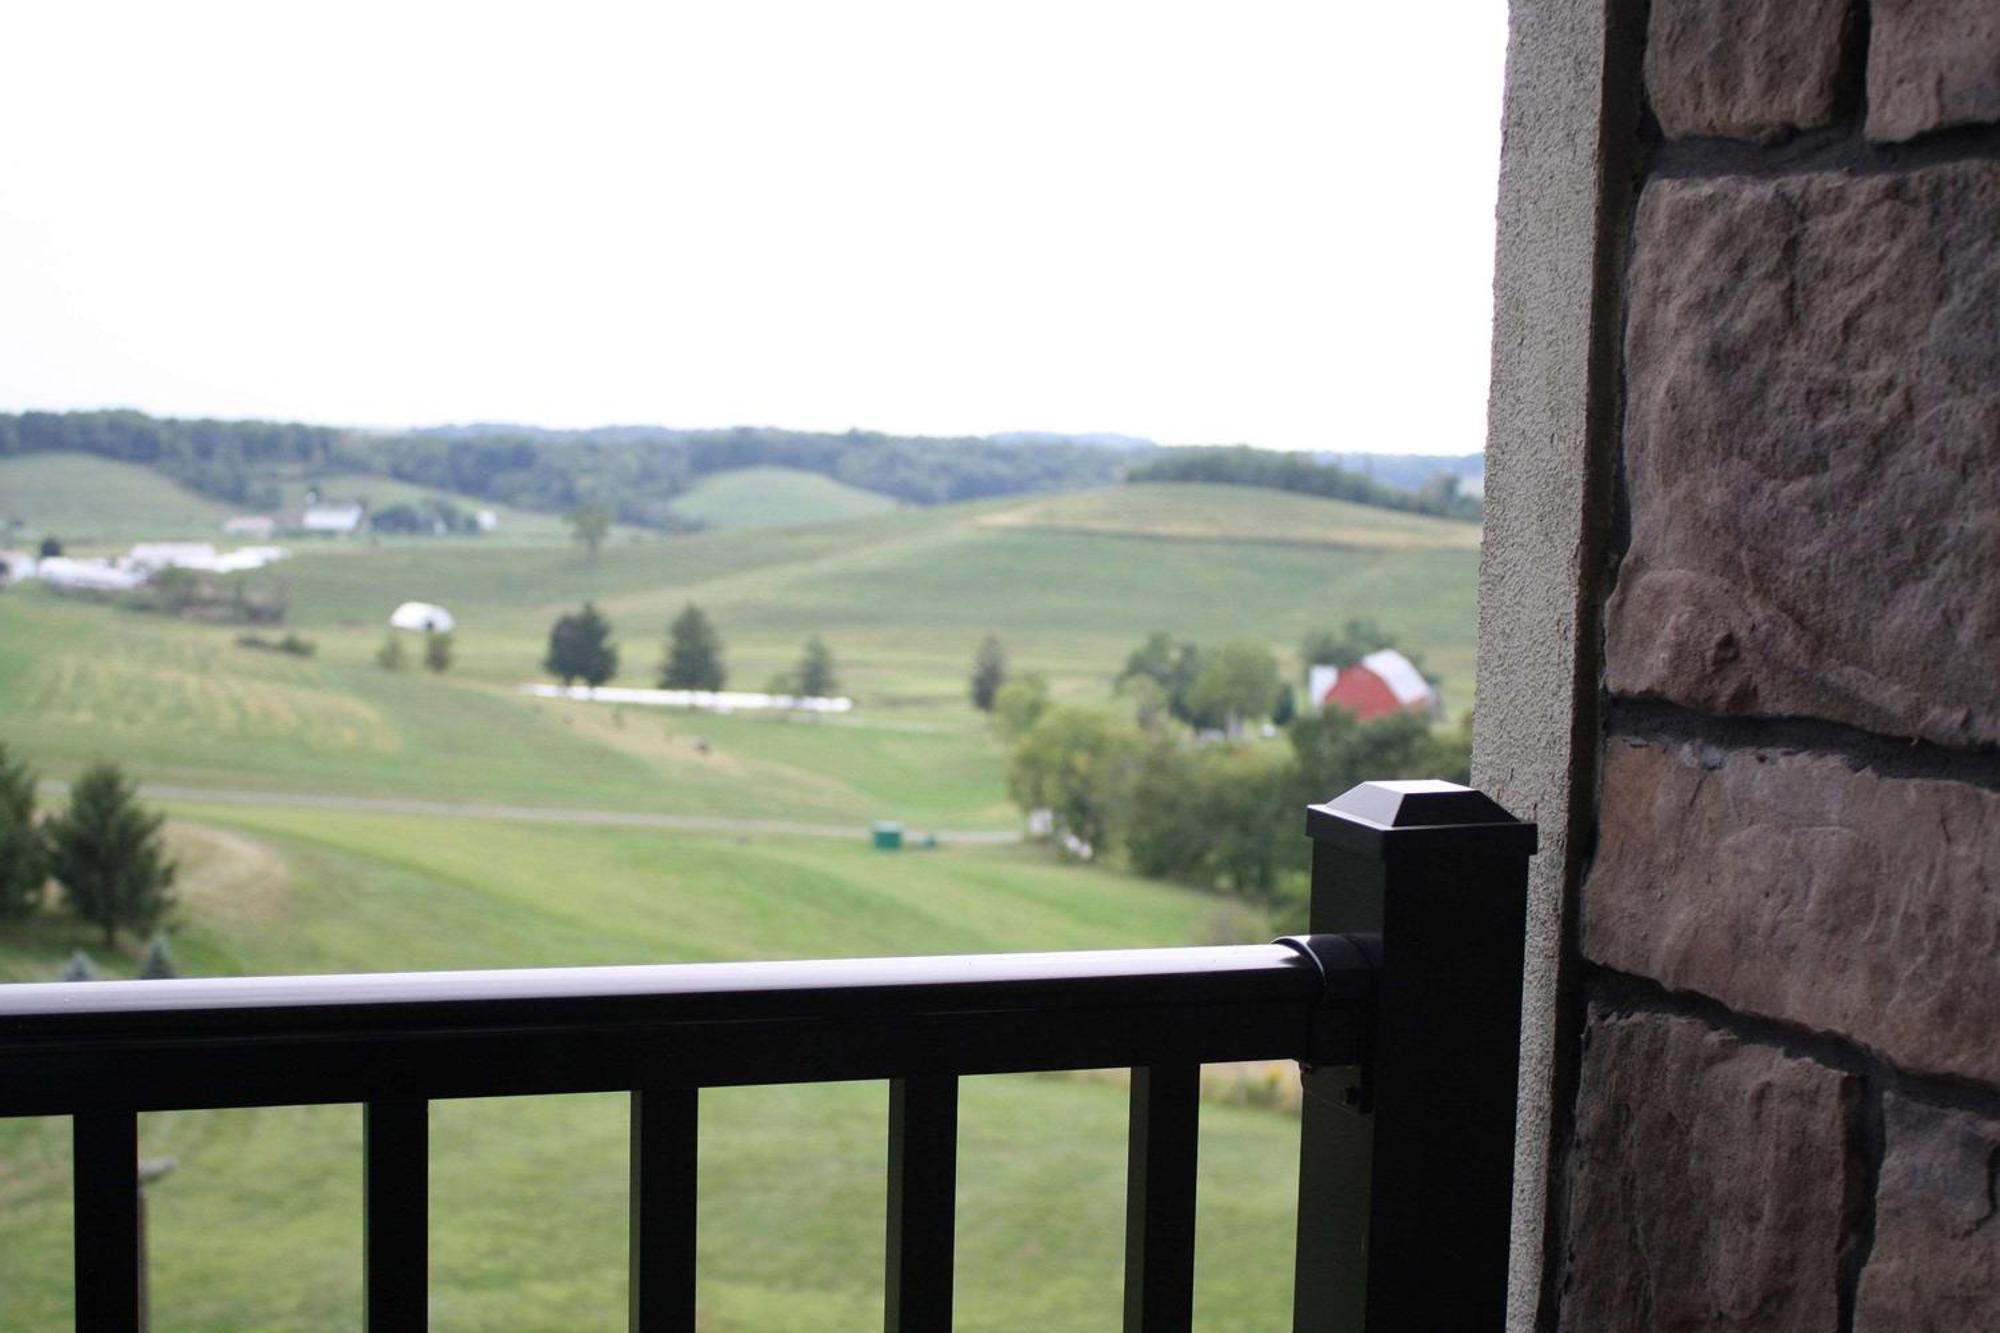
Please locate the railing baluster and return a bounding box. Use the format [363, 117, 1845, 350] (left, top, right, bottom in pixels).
[74, 1111, 142, 1333]
[1123, 1064, 1200, 1333]
[884, 1074, 958, 1332]
[365, 1100, 428, 1332]
[629, 1087, 698, 1333]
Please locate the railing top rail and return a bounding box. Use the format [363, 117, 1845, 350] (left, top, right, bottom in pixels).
[0, 942, 1358, 1114]
[0, 943, 1322, 1037]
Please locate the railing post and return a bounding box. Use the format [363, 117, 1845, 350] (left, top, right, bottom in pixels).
[1291, 780, 1535, 1332]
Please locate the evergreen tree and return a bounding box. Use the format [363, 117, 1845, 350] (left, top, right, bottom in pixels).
[970, 634, 1007, 712]
[661, 604, 726, 691]
[1271, 685, 1298, 727]
[544, 602, 618, 688]
[375, 631, 407, 671]
[0, 741, 47, 920]
[58, 950, 100, 982]
[45, 764, 176, 948]
[138, 931, 178, 979]
[423, 630, 454, 674]
[794, 635, 838, 697]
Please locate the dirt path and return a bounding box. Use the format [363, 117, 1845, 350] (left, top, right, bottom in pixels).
[130, 783, 1023, 846]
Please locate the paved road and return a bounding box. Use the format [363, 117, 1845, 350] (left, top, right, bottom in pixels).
[129, 783, 1023, 846]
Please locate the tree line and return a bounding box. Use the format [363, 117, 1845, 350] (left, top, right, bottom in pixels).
[0, 410, 337, 509]
[542, 602, 840, 698]
[1126, 445, 1483, 521]
[971, 626, 1470, 926]
[0, 411, 1133, 529]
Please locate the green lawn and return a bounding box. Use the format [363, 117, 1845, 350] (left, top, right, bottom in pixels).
[0, 809, 1293, 1332]
[667, 465, 900, 530]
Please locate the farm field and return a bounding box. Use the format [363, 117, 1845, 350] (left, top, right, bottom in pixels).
[0, 453, 239, 544]
[0, 455, 1481, 1329]
[667, 465, 902, 530]
[0, 470, 1479, 826]
[0, 807, 1293, 1331]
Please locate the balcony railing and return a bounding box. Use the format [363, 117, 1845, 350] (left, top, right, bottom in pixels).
[0, 780, 1534, 1333]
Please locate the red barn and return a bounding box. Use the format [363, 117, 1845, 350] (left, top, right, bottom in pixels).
[1308, 648, 1438, 721]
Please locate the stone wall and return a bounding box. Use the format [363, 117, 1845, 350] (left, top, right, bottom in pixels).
[1553, 2, 2000, 1329]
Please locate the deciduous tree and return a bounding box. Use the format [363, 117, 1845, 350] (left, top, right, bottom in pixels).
[565, 502, 613, 561]
[1185, 639, 1283, 735]
[992, 674, 1051, 743]
[1006, 706, 1141, 856]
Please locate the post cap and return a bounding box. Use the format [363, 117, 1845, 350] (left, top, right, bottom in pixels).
[1305, 780, 1537, 856]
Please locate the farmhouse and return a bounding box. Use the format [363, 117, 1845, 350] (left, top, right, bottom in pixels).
[1307, 648, 1437, 721]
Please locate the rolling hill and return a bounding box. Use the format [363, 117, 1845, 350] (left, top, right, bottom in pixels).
[667, 466, 900, 530]
[0, 452, 240, 544]
[0, 481, 1477, 821]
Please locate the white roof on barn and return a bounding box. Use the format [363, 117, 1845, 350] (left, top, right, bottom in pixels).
[389, 601, 455, 633]
[1359, 648, 1435, 707]
[303, 503, 365, 532]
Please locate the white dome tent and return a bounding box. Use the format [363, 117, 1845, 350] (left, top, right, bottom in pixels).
[388, 602, 455, 634]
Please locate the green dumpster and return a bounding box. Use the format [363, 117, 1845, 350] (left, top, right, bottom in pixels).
[871, 820, 904, 851]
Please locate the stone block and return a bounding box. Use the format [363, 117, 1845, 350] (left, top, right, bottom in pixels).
[1868, 0, 2000, 141]
[1856, 1094, 2000, 1330]
[1645, 0, 1853, 140]
[1608, 163, 2000, 747]
[1585, 739, 2000, 1084]
[1559, 1008, 1856, 1332]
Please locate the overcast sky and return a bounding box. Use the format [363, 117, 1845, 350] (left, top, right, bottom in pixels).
[0, 2, 1508, 453]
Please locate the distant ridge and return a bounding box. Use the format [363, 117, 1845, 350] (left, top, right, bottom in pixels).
[986, 430, 1157, 451]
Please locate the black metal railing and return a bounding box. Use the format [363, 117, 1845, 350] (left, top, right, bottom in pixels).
[0, 780, 1535, 1332]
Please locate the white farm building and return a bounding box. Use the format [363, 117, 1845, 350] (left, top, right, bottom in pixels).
[301, 503, 365, 535]
[388, 602, 455, 634]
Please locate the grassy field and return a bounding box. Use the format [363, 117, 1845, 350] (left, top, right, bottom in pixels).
[0, 460, 1481, 1329]
[0, 477, 1477, 822]
[668, 465, 900, 530]
[0, 808, 1292, 1331]
[0, 453, 239, 544]
[0, 453, 595, 550]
